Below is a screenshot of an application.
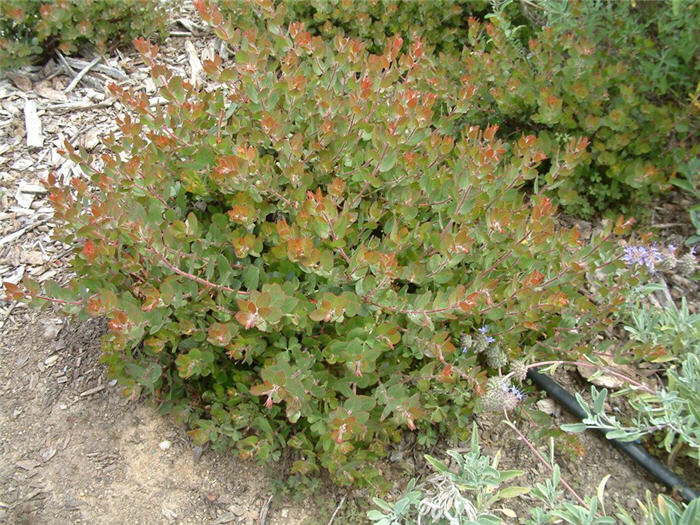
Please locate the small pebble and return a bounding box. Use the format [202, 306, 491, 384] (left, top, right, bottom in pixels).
[159, 440, 171, 451]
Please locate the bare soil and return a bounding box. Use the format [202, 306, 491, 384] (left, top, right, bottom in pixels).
[0, 310, 318, 525]
[1, 2, 698, 524]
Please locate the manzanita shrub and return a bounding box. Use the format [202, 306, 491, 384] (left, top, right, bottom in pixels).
[433, 11, 691, 217]
[6, 1, 641, 485]
[0, 0, 168, 70]
[215, 0, 490, 55]
[217, 1, 695, 217]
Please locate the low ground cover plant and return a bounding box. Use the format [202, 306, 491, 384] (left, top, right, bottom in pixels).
[369, 424, 700, 524]
[0, 0, 168, 70]
[369, 291, 700, 522]
[5, 0, 649, 486]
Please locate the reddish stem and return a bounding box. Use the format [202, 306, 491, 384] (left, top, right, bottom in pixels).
[155, 252, 250, 296]
[503, 410, 590, 509]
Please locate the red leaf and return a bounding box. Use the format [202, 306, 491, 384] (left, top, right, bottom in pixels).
[523, 269, 544, 288]
[4, 282, 25, 301]
[82, 240, 97, 260]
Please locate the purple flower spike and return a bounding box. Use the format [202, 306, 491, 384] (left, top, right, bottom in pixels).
[509, 385, 525, 401]
[478, 325, 489, 334]
[485, 335, 495, 344]
[622, 245, 665, 273]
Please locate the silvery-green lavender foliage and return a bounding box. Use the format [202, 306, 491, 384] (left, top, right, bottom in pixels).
[368, 423, 526, 525]
[622, 282, 700, 359]
[369, 427, 700, 524]
[561, 352, 700, 465]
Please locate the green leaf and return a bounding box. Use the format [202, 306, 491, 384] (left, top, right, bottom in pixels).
[424, 454, 451, 476]
[371, 498, 394, 513]
[498, 469, 525, 482]
[366, 510, 388, 521]
[680, 498, 699, 525]
[560, 423, 588, 433]
[496, 486, 530, 499]
[592, 388, 608, 414]
[379, 150, 397, 173]
[242, 265, 259, 291]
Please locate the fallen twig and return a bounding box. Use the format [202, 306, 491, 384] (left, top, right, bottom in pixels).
[0, 303, 17, 332]
[63, 56, 126, 80]
[80, 384, 105, 397]
[55, 51, 77, 76]
[650, 222, 685, 229]
[258, 494, 273, 525]
[65, 56, 102, 93]
[46, 100, 114, 113]
[327, 495, 346, 525]
[0, 217, 51, 247]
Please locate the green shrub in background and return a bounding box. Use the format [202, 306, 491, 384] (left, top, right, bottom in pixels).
[522, 0, 699, 101]
[515, 0, 699, 216]
[5, 0, 644, 485]
[434, 0, 696, 217]
[0, 0, 168, 70]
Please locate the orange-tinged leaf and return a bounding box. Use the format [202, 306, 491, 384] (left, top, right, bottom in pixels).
[524, 269, 544, 288]
[484, 124, 499, 142]
[82, 240, 97, 260]
[531, 196, 555, 221]
[4, 282, 25, 301]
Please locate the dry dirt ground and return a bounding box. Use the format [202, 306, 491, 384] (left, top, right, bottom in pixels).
[0, 314, 316, 525]
[1, 3, 698, 524]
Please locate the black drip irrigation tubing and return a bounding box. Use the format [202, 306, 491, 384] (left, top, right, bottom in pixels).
[527, 368, 698, 503]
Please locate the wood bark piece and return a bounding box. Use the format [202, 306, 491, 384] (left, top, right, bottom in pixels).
[63, 56, 127, 80]
[176, 18, 205, 33]
[185, 40, 203, 88]
[258, 494, 274, 525]
[0, 217, 51, 246]
[65, 56, 102, 93]
[576, 362, 637, 389]
[34, 81, 67, 102]
[80, 384, 105, 397]
[6, 72, 32, 92]
[24, 99, 44, 148]
[17, 182, 47, 194]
